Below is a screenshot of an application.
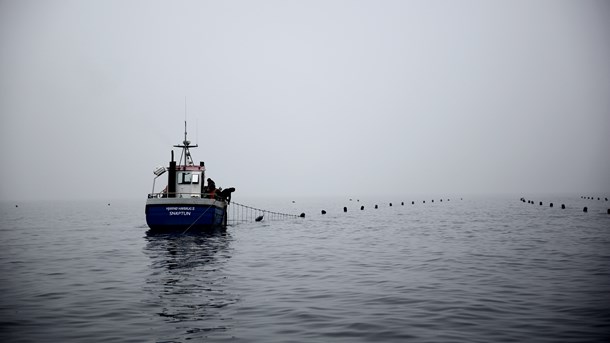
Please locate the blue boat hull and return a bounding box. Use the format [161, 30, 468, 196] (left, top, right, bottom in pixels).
[145, 202, 226, 233]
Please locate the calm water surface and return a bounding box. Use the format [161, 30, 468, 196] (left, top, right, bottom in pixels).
[1, 196, 609, 342]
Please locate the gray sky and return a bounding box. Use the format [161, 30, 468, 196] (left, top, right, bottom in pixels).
[1, 0, 609, 201]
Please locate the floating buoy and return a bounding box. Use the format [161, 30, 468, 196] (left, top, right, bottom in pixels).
[561, 204, 565, 209]
[255, 215, 264, 222]
[607, 209, 609, 214]
[423, 201, 425, 204]
[15, 205, 18, 208]
[440, 199, 442, 202]
[107, 203, 110, 206]
[389, 203, 392, 206]
[401, 202, 404, 205]
[299, 213, 305, 218]
[411, 201, 414, 205]
[360, 205, 364, 210]
[539, 201, 542, 206]
[606, 198, 608, 201]
[321, 210, 326, 215]
[432, 200, 434, 203]
[343, 207, 347, 212]
[583, 207, 588, 213]
[375, 205, 378, 209]
[550, 203, 553, 207]
[598, 197, 600, 201]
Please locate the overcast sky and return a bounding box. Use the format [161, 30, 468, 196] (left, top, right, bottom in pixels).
[1, 0, 609, 201]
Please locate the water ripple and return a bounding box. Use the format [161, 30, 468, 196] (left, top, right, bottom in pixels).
[1, 198, 609, 342]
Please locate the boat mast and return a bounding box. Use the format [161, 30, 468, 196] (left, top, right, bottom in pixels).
[174, 120, 198, 166]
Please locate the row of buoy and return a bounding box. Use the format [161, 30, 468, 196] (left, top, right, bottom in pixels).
[324, 198, 462, 214]
[520, 197, 609, 214]
[14, 203, 112, 208]
[580, 196, 608, 201]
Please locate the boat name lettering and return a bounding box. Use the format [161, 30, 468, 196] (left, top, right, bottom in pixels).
[169, 211, 191, 216]
[165, 206, 196, 211]
[165, 206, 195, 216]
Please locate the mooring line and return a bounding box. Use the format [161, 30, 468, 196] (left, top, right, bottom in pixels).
[182, 206, 213, 234]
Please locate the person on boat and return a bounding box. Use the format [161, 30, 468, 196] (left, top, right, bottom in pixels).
[206, 178, 216, 198]
[218, 187, 235, 204]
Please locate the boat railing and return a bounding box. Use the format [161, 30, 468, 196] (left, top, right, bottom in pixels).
[147, 192, 221, 200]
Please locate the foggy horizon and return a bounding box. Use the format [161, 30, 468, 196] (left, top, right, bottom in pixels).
[1, 0, 609, 202]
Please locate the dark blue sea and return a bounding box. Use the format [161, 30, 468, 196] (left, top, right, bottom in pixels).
[1, 195, 609, 342]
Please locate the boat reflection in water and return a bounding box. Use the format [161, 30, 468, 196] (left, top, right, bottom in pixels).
[142, 231, 237, 340]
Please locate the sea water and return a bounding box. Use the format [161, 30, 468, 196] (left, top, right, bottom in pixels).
[1, 196, 609, 342]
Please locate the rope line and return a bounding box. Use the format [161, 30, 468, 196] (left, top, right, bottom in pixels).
[228, 201, 300, 224]
[182, 206, 214, 234]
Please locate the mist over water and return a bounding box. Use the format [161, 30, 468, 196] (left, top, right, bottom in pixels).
[2, 2, 609, 341]
[1, 196, 609, 342]
[2, 1, 610, 201]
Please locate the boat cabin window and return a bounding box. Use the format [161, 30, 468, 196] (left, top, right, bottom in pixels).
[179, 172, 192, 184]
[179, 172, 200, 184]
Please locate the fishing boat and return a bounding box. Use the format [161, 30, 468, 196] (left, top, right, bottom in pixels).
[145, 122, 234, 233]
